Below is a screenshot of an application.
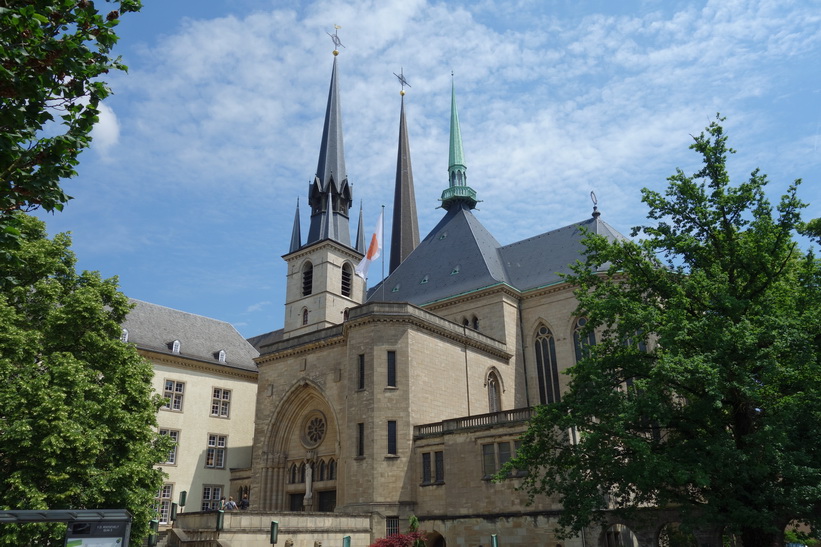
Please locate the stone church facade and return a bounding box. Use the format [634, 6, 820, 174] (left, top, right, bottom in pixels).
[218, 47, 632, 546]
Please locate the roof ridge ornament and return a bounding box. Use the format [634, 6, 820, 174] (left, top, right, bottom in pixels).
[328, 25, 344, 56]
[591, 191, 601, 218]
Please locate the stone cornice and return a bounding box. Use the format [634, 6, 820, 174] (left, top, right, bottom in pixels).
[519, 280, 575, 300]
[422, 283, 522, 311]
[256, 301, 511, 364]
[255, 326, 346, 365]
[282, 238, 364, 262]
[140, 349, 258, 381]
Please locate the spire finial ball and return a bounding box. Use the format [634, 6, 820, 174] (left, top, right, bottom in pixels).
[333, 49, 339, 56]
[400, 90, 405, 96]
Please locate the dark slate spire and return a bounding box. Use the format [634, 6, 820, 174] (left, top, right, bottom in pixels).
[307, 53, 353, 247]
[355, 201, 366, 254]
[289, 198, 302, 253]
[389, 89, 420, 274]
[440, 75, 477, 210]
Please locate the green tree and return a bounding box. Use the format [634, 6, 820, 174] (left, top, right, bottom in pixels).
[506, 117, 821, 547]
[0, 0, 141, 242]
[0, 213, 169, 545]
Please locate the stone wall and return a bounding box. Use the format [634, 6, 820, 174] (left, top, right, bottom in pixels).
[169, 511, 373, 547]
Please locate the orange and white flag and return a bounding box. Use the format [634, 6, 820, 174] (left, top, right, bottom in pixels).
[355, 211, 383, 280]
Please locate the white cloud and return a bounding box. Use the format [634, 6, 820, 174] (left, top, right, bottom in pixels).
[43, 0, 821, 337]
[91, 102, 120, 155]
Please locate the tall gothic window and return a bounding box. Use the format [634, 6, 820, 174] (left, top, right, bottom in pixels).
[341, 263, 353, 297]
[302, 261, 313, 296]
[487, 371, 501, 413]
[573, 317, 596, 363]
[534, 324, 561, 405]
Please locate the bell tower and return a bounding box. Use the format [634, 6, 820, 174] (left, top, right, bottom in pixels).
[282, 37, 366, 337]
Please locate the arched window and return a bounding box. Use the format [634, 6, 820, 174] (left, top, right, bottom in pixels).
[573, 317, 596, 363]
[299, 463, 306, 483]
[302, 261, 313, 296]
[487, 371, 501, 413]
[341, 263, 353, 297]
[318, 459, 326, 481]
[462, 318, 469, 327]
[217, 349, 226, 363]
[472, 316, 479, 330]
[328, 459, 336, 480]
[289, 464, 298, 484]
[171, 340, 181, 354]
[534, 325, 561, 404]
[302, 308, 309, 326]
[120, 329, 129, 343]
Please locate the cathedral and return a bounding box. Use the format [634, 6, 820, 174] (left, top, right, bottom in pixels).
[236, 46, 627, 546]
[140, 44, 646, 546]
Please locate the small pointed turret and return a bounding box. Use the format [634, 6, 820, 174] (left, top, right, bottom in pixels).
[355, 202, 366, 254]
[307, 53, 353, 247]
[389, 82, 420, 273]
[289, 198, 302, 253]
[440, 76, 477, 210]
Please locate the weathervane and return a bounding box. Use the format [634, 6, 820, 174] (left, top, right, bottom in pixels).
[328, 24, 345, 55]
[393, 68, 410, 96]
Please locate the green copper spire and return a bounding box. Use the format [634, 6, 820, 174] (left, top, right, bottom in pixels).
[441, 75, 477, 210]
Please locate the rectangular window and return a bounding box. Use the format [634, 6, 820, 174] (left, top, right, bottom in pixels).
[357, 354, 365, 390]
[163, 380, 185, 411]
[386, 350, 396, 387]
[159, 429, 179, 465]
[155, 483, 173, 524]
[434, 450, 445, 483]
[211, 388, 231, 418]
[201, 485, 223, 511]
[482, 442, 518, 478]
[422, 451, 445, 484]
[206, 434, 227, 468]
[482, 443, 497, 477]
[357, 423, 364, 457]
[386, 516, 400, 537]
[421, 452, 432, 484]
[387, 420, 397, 455]
[289, 493, 305, 512]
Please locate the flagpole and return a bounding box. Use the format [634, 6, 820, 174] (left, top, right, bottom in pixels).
[381, 204, 386, 301]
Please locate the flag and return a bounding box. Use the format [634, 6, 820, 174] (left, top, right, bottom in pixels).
[355, 211, 382, 280]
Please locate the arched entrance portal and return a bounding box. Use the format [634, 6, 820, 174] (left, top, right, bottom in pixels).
[258, 381, 339, 512]
[425, 531, 446, 547]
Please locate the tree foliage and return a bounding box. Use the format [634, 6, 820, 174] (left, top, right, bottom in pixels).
[0, 213, 169, 546]
[0, 0, 141, 240]
[506, 117, 821, 547]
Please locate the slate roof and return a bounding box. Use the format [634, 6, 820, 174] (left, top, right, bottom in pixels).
[368, 206, 626, 306]
[123, 299, 259, 373]
[247, 328, 285, 353]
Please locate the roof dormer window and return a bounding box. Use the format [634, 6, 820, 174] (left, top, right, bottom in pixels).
[171, 340, 181, 354]
[120, 329, 129, 343]
[217, 350, 226, 363]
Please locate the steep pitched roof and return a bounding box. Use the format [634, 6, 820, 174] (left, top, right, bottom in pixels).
[369, 203, 508, 305]
[123, 299, 259, 373]
[368, 208, 626, 306]
[499, 215, 625, 292]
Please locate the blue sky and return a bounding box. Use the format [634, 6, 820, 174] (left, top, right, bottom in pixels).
[36, 0, 821, 338]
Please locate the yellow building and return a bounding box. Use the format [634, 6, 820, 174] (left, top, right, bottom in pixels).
[122, 300, 258, 526]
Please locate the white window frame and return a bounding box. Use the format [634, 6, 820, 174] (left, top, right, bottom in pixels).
[159, 429, 180, 465]
[163, 380, 185, 411]
[201, 485, 223, 511]
[211, 388, 231, 418]
[206, 434, 227, 468]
